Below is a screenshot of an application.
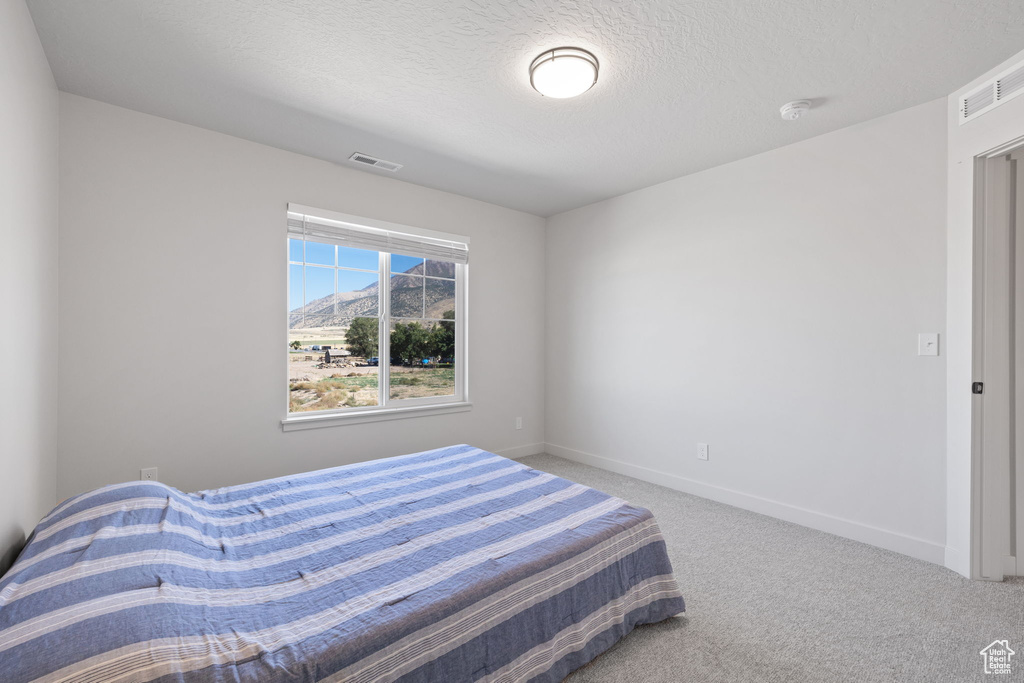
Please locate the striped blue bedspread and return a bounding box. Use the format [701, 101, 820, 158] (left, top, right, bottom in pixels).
[0, 445, 685, 682]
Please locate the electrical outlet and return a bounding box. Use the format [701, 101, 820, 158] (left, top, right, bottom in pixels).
[515, 417, 523, 430]
[140, 467, 158, 481]
[697, 444, 709, 461]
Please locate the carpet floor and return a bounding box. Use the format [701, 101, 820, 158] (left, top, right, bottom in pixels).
[518, 453, 1024, 683]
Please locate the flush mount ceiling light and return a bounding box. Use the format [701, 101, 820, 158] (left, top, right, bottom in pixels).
[529, 47, 599, 98]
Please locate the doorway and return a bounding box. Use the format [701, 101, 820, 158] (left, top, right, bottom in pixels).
[975, 142, 1024, 580]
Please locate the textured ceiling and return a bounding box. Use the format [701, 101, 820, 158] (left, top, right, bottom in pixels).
[26, 0, 1024, 216]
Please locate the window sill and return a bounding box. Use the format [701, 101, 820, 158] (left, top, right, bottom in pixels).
[281, 402, 472, 431]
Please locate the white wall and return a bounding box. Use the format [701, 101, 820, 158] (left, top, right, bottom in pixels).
[57, 93, 545, 500]
[546, 99, 948, 564]
[0, 0, 59, 572]
[945, 47, 1024, 578]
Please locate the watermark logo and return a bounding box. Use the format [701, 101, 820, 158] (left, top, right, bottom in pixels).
[980, 640, 1015, 675]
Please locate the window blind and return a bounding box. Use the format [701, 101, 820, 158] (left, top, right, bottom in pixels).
[287, 211, 469, 265]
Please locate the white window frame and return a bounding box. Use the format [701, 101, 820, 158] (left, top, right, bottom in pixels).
[282, 204, 470, 431]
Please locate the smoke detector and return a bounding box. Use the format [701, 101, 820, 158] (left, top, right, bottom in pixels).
[780, 100, 811, 121]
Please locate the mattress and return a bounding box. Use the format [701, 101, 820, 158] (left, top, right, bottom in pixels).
[0, 445, 685, 682]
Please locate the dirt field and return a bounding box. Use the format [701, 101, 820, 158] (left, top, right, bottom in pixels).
[288, 354, 454, 412]
[288, 354, 375, 381]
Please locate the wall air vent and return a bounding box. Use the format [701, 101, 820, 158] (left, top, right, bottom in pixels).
[348, 153, 403, 172]
[997, 63, 1024, 102]
[959, 57, 1024, 125]
[961, 85, 994, 120]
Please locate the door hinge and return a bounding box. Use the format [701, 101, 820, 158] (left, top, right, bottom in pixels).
[973, 381, 984, 395]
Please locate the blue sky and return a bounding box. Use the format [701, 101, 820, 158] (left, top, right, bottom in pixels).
[289, 239, 380, 269]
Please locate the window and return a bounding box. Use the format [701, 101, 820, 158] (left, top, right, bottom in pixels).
[285, 204, 468, 426]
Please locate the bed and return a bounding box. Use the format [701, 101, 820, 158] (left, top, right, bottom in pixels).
[0, 445, 684, 682]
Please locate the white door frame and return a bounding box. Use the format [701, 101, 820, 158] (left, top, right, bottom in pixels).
[1015, 148, 1024, 576]
[972, 136, 1024, 580]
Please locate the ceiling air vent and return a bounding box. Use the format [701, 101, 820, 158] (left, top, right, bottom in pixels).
[348, 153, 403, 172]
[959, 57, 1024, 125]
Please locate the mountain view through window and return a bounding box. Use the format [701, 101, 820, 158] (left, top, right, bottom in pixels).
[288, 240, 458, 413]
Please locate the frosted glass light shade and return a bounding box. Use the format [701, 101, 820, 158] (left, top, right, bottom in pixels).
[529, 48, 599, 99]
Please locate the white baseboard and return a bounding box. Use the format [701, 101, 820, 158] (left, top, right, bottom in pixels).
[943, 546, 971, 578]
[545, 442, 947, 567]
[494, 442, 546, 461]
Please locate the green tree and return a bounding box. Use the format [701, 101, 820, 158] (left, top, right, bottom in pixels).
[430, 310, 455, 361]
[391, 321, 432, 365]
[345, 317, 379, 358]
[390, 323, 409, 365]
[289, 340, 302, 350]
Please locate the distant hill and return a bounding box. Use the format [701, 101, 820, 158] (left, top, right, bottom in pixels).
[290, 261, 455, 328]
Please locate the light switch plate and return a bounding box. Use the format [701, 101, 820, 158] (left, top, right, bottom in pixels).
[918, 333, 939, 356]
